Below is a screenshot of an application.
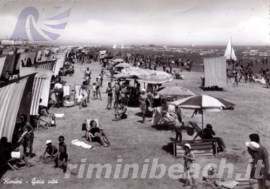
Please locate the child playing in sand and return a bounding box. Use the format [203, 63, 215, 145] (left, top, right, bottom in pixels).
[183, 143, 196, 188]
[42, 140, 58, 159]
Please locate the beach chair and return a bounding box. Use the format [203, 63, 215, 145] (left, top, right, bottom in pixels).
[0, 155, 17, 171]
[174, 140, 214, 158]
[0, 145, 21, 171]
[63, 85, 70, 97]
[189, 122, 203, 139]
[189, 122, 225, 154]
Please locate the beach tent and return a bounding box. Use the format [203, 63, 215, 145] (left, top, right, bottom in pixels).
[20, 67, 53, 115]
[224, 38, 237, 61]
[203, 57, 227, 88]
[0, 74, 35, 142]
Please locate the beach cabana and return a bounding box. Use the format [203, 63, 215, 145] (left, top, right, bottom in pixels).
[20, 67, 54, 115]
[0, 74, 35, 142]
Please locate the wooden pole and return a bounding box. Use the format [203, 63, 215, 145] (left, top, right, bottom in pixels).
[202, 110, 204, 130]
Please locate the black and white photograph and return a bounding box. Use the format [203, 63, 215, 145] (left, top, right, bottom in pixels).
[0, 0, 269, 188]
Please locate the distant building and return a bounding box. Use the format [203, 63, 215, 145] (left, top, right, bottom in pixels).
[1, 39, 15, 45]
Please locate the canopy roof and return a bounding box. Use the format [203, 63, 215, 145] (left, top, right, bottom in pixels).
[114, 67, 173, 84]
[114, 62, 131, 68]
[158, 86, 195, 97]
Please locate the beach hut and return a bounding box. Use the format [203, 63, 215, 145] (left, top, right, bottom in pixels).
[0, 74, 36, 142]
[20, 67, 54, 115]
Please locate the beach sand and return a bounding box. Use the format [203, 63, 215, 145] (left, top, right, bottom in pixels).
[2, 61, 270, 189]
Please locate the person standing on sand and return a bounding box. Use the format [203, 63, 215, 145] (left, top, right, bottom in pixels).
[96, 78, 102, 100]
[106, 82, 113, 109]
[183, 143, 196, 189]
[139, 89, 148, 123]
[249, 134, 269, 189]
[113, 80, 121, 108]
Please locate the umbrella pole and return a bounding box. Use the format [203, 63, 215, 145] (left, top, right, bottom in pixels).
[202, 110, 204, 129]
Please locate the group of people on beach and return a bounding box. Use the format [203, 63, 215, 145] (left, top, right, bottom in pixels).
[227, 59, 270, 87]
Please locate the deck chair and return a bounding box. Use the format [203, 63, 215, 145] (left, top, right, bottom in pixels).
[189, 121, 225, 154]
[0, 153, 17, 171]
[0, 145, 25, 171]
[63, 85, 70, 97]
[84, 119, 104, 142]
[174, 140, 214, 158]
[151, 106, 176, 126]
[189, 122, 203, 139]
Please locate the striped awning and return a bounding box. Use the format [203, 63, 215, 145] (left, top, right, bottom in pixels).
[0, 76, 29, 142]
[30, 78, 45, 115]
[20, 68, 53, 113]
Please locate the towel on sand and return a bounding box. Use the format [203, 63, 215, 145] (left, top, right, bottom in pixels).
[71, 139, 94, 149]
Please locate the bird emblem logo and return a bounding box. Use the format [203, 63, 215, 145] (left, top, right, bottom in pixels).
[11, 7, 71, 42]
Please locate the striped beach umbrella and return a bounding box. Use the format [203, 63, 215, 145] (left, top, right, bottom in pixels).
[170, 95, 234, 128]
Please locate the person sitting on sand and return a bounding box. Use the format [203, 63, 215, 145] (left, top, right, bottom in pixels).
[114, 103, 128, 121]
[0, 137, 33, 169]
[63, 96, 76, 107]
[42, 140, 58, 160]
[86, 120, 111, 147]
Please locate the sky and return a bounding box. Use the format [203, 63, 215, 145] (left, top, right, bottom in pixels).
[0, 0, 268, 46]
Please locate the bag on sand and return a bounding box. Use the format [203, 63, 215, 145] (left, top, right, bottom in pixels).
[82, 123, 86, 131]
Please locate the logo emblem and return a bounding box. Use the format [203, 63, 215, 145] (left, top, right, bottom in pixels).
[11, 7, 71, 42]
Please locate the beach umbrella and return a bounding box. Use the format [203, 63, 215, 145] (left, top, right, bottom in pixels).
[114, 62, 131, 68]
[170, 94, 234, 128]
[113, 58, 124, 63]
[158, 86, 195, 98]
